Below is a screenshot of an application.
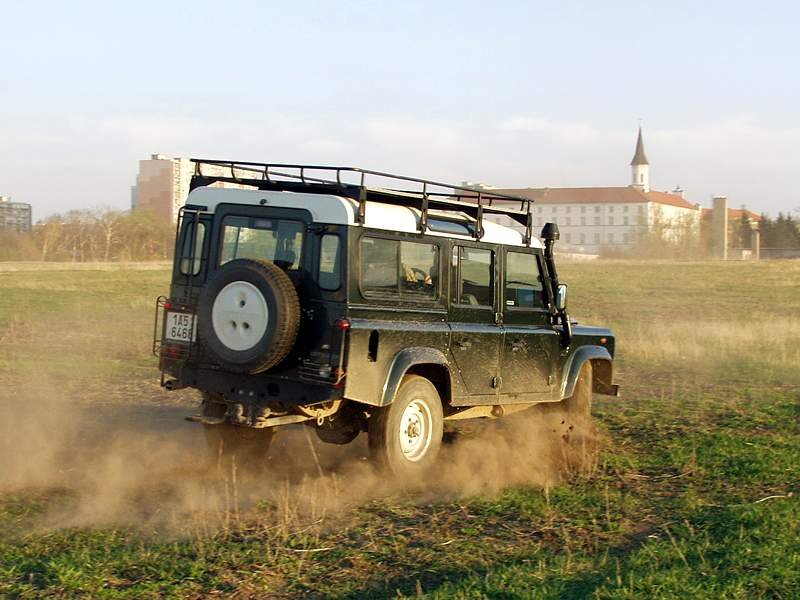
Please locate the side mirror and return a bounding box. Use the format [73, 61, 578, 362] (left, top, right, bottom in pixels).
[556, 284, 568, 311]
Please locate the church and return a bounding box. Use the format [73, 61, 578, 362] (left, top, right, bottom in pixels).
[492, 128, 702, 253]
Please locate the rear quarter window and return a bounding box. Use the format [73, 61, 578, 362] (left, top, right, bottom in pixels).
[318, 234, 341, 290]
[179, 221, 206, 276]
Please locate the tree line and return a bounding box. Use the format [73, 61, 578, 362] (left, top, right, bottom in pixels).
[1, 205, 798, 263]
[603, 207, 800, 259]
[0, 208, 175, 262]
[755, 212, 800, 248]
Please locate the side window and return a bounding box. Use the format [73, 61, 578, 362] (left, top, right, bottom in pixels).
[400, 240, 438, 299]
[179, 221, 205, 276]
[452, 246, 493, 307]
[361, 237, 438, 300]
[505, 251, 544, 308]
[361, 238, 398, 296]
[318, 234, 341, 290]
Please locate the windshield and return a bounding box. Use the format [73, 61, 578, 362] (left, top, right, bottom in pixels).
[219, 215, 304, 270]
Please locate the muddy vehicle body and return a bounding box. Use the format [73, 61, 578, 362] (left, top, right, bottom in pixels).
[155, 160, 619, 475]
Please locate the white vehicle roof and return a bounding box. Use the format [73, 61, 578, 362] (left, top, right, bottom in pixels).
[188, 186, 542, 249]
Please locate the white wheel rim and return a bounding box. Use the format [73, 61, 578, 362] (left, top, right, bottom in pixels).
[398, 398, 433, 462]
[211, 281, 269, 352]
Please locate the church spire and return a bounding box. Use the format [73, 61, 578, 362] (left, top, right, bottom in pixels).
[630, 126, 649, 166]
[630, 126, 650, 192]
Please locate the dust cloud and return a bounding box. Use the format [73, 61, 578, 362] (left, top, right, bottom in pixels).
[0, 375, 596, 534]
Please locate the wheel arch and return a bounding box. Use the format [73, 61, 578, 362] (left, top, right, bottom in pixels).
[560, 345, 617, 399]
[379, 347, 452, 407]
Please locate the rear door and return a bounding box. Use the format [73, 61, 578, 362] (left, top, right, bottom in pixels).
[447, 243, 502, 401]
[500, 249, 558, 396]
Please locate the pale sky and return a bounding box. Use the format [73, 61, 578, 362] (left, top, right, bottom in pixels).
[1, 0, 798, 220]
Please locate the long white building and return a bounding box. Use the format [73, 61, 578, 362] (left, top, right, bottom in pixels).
[490, 128, 702, 253]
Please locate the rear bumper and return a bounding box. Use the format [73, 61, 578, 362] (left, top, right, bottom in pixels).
[164, 365, 344, 408]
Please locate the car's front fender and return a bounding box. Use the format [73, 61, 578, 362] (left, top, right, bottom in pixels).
[560, 345, 617, 399]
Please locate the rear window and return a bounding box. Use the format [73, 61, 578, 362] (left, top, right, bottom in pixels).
[219, 216, 304, 270]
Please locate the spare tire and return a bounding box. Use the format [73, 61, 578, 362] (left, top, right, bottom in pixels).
[197, 258, 300, 374]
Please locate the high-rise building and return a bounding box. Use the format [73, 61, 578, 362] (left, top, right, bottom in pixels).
[130, 154, 194, 224]
[0, 196, 33, 233]
[132, 154, 254, 223]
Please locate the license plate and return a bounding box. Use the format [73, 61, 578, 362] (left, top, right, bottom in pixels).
[165, 311, 197, 343]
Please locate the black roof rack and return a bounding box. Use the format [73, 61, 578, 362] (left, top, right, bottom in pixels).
[189, 159, 534, 243]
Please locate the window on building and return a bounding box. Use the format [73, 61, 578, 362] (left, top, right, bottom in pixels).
[580, 216, 586, 226]
[566, 206, 571, 213]
[595, 206, 601, 213]
[623, 216, 629, 226]
[608, 216, 614, 225]
[594, 232, 600, 244]
[566, 217, 571, 226]
[580, 233, 586, 244]
[594, 216, 601, 226]
[451, 246, 493, 307]
[640, 173, 644, 183]
[565, 232, 572, 243]
[623, 232, 631, 243]
[639, 205, 646, 213]
[537, 207, 543, 214]
[580, 206, 586, 214]
[609, 205, 615, 213]
[608, 232, 615, 244]
[624, 205, 629, 213]
[551, 206, 557, 214]
[361, 237, 438, 300]
[504, 251, 543, 308]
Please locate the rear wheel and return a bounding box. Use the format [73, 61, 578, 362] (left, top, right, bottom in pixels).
[368, 376, 443, 479]
[201, 393, 273, 471]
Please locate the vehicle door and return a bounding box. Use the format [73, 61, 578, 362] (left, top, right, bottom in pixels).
[500, 248, 558, 396]
[447, 243, 502, 401]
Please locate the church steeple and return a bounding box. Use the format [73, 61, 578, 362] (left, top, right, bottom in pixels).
[630, 126, 650, 192]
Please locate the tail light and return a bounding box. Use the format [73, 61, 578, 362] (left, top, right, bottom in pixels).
[335, 318, 351, 331]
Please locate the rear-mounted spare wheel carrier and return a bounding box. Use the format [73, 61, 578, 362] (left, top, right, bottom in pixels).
[197, 258, 300, 374]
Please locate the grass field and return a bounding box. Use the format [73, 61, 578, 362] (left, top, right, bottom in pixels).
[0, 260, 798, 598]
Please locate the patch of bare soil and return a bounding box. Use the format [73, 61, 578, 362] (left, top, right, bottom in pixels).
[0, 373, 595, 533]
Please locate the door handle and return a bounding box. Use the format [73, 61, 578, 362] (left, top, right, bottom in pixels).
[456, 340, 472, 350]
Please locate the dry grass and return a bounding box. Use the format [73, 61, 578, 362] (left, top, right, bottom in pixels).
[0, 259, 798, 598]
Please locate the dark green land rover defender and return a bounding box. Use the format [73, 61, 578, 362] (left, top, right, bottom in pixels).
[155, 160, 619, 477]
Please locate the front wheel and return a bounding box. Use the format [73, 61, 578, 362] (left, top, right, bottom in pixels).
[368, 375, 444, 479]
[541, 361, 596, 474]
